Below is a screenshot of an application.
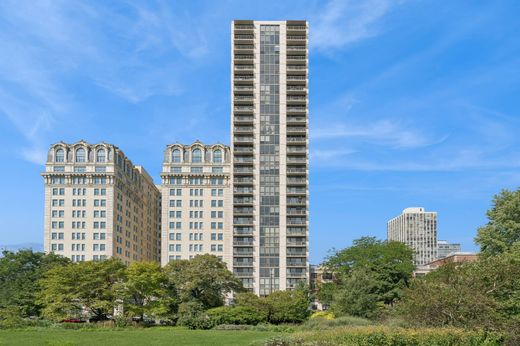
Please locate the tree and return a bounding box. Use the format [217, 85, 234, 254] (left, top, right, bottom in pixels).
[323, 237, 414, 318]
[121, 262, 177, 321]
[265, 289, 310, 324]
[39, 258, 125, 321]
[476, 189, 520, 256]
[397, 253, 520, 332]
[0, 250, 68, 319]
[164, 254, 242, 309]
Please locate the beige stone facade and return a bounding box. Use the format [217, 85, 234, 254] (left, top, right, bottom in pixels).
[160, 142, 232, 270]
[231, 20, 309, 294]
[42, 141, 161, 264]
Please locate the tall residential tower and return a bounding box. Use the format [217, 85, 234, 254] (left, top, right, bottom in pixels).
[387, 207, 437, 266]
[231, 20, 309, 295]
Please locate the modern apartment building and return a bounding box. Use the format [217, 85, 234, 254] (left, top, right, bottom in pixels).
[387, 207, 437, 266]
[42, 141, 161, 264]
[160, 142, 232, 269]
[437, 240, 461, 259]
[231, 20, 309, 295]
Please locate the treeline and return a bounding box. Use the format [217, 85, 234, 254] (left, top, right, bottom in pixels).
[317, 188, 520, 343]
[0, 252, 310, 329]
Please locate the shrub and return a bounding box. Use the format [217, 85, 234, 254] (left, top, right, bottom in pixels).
[309, 311, 335, 320]
[207, 306, 265, 326]
[176, 302, 213, 330]
[264, 327, 504, 346]
[301, 315, 373, 330]
[266, 290, 309, 324]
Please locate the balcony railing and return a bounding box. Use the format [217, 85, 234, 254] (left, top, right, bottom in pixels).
[287, 247, 307, 255]
[287, 217, 307, 225]
[287, 85, 307, 91]
[287, 35, 306, 40]
[234, 167, 253, 174]
[287, 136, 306, 143]
[287, 227, 307, 236]
[287, 76, 307, 81]
[234, 207, 254, 214]
[287, 197, 306, 205]
[287, 259, 307, 266]
[234, 157, 254, 164]
[234, 95, 254, 100]
[288, 187, 306, 194]
[233, 248, 254, 256]
[234, 226, 254, 235]
[233, 238, 254, 245]
[235, 34, 254, 39]
[287, 25, 306, 30]
[234, 55, 254, 60]
[287, 46, 307, 51]
[287, 157, 307, 163]
[234, 187, 254, 194]
[235, 45, 254, 50]
[287, 238, 307, 246]
[235, 25, 254, 30]
[287, 126, 306, 133]
[235, 75, 254, 81]
[233, 136, 254, 143]
[287, 55, 306, 60]
[287, 167, 306, 173]
[234, 260, 254, 267]
[287, 207, 306, 215]
[287, 146, 306, 153]
[234, 147, 253, 153]
[234, 85, 254, 91]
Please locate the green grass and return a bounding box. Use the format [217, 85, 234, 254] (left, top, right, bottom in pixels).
[0, 327, 279, 346]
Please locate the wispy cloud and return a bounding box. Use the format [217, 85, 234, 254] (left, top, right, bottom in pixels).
[311, 0, 402, 51]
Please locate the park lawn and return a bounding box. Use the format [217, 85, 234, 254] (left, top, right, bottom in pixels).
[0, 327, 280, 346]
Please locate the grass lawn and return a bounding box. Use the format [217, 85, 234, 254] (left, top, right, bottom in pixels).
[0, 327, 279, 346]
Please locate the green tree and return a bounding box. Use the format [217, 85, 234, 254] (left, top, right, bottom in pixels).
[476, 189, 520, 256]
[39, 258, 125, 321]
[164, 254, 242, 309]
[265, 290, 310, 324]
[234, 291, 269, 321]
[121, 262, 177, 321]
[324, 237, 414, 318]
[0, 250, 68, 320]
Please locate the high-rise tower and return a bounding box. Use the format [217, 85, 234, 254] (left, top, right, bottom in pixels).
[231, 20, 309, 295]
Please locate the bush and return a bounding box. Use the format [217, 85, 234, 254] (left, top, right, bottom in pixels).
[207, 306, 265, 326]
[301, 315, 373, 330]
[266, 290, 310, 324]
[309, 311, 335, 320]
[264, 327, 504, 346]
[176, 302, 213, 330]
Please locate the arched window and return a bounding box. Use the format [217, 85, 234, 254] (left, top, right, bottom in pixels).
[76, 148, 86, 162]
[213, 149, 222, 163]
[172, 149, 181, 163]
[192, 148, 202, 163]
[55, 148, 65, 162]
[96, 149, 106, 162]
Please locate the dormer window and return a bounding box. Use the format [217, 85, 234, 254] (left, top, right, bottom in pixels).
[96, 149, 106, 162]
[213, 149, 222, 163]
[76, 148, 86, 163]
[55, 149, 65, 162]
[172, 149, 181, 163]
[192, 148, 202, 163]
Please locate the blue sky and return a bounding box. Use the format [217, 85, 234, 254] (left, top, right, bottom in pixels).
[0, 0, 519, 263]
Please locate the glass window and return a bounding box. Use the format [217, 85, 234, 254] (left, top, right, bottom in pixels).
[192, 148, 202, 163]
[213, 150, 222, 163]
[96, 149, 106, 162]
[55, 149, 65, 162]
[172, 149, 181, 163]
[76, 148, 86, 162]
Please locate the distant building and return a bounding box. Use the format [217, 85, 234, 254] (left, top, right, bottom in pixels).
[42, 141, 161, 264]
[309, 265, 335, 311]
[414, 252, 478, 277]
[160, 141, 232, 270]
[437, 240, 461, 259]
[387, 207, 437, 266]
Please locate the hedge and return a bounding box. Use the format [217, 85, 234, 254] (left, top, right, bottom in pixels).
[264, 326, 504, 346]
[207, 306, 265, 326]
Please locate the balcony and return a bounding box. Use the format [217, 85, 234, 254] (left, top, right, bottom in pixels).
[234, 85, 254, 92]
[287, 237, 307, 246]
[287, 157, 307, 165]
[287, 269, 307, 278]
[287, 25, 307, 31]
[233, 167, 253, 175]
[287, 227, 307, 236]
[287, 106, 306, 113]
[287, 76, 307, 83]
[234, 187, 254, 194]
[287, 217, 307, 225]
[287, 85, 307, 93]
[234, 259, 254, 267]
[234, 75, 254, 83]
[234, 226, 254, 235]
[287, 136, 306, 144]
[287, 35, 307, 41]
[234, 95, 254, 101]
[287, 187, 306, 195]
[287, 167, 306, 174]
[287, 207, 306, 215]
[234, 176, 253, 185]
[287, 146, 306, 153]
[233, 197, 254, 206]
[287, 55, 306, 61]
[287, 247, 307, 256]
[287, 197, 306, 205]
[234, 24, 254, 31]
[234, 146, 253, 154]
[287, 95, 306, 101]
[234, 207, 254, 214]
[233, 126, 254, 133]
[234, 34, 254, 41]
[234, 157, 254, 164]
[234, 247, 254, 256]
[233, 237, 254, 246]
[235, 44, 254, 51]
[287, 258, 307, 267]
[234, 54, 254, 61]
[287, 178, 306, 186]
[233, 136, 254, 143]
[234, 116, 253, 125]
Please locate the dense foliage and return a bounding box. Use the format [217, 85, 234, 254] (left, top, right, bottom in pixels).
[322, 237, 414, 319]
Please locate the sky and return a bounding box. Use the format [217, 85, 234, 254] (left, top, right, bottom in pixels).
[0, 0, 519, 263]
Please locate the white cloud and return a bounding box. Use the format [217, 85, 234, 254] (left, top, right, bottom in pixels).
[311, 0, 401, 51]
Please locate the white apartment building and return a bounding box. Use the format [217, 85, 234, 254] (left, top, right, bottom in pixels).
[231, 20, 309, 294]
[160, 142, 232, 269]
[387, 207, 438, 266]
[42, 141, 161, 264]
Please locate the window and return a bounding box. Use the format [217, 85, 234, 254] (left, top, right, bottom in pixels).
[171, 167, 182, 173]
[96, 149, 106, 162]
[212, 167, 223, 173]
[192, 148, 202, 163]
[55, 149, 65, 162]
[76, 148, 86, 162]
[213, 149, 222, 163]
[172, 149, 181, 163]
